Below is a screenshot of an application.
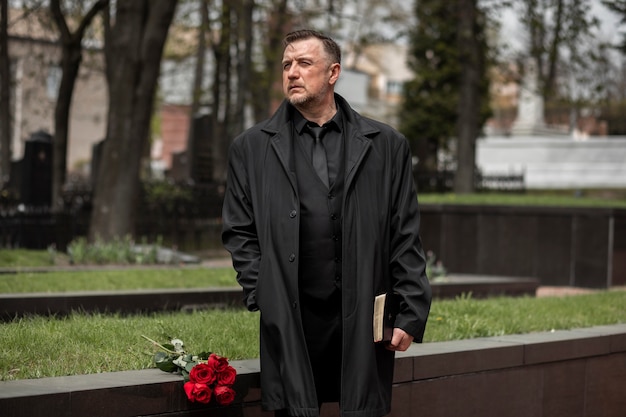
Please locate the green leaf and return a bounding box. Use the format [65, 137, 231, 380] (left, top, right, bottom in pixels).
[156, 360, 178, 373]
[197, 351, 211, 360]
[185, 361, 196, 373]
[181, 369, 190, 382]
[154, 351, 168, 362]
[154, 352, 178, 373]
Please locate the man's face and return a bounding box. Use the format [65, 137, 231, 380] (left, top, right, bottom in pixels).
[281, 38, 339, 107]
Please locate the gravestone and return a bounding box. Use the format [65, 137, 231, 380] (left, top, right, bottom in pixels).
[170, 115, 213, 184]
[19, 130, 52, 206]
[90, 138, 106, 188]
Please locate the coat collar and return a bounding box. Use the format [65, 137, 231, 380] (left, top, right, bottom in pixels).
[261, 93, 379, 138]
[262, 94, 379, 190]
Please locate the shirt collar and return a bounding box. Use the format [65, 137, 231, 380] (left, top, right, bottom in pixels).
[293, 106, 343, 135]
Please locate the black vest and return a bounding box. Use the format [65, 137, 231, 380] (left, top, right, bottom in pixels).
[295, 135, 344, 300]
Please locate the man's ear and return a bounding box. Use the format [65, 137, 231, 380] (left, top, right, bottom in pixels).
[329, 63, 341, 86]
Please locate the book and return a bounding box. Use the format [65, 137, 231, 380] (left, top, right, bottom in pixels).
[373, 292, 399, 343]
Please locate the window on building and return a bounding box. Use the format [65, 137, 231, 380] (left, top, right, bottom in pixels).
[386, 80, 404, 96]
[46, 66, 62, 100]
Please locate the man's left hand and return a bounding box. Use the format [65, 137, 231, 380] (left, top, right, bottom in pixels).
[386, 328, 414, 351]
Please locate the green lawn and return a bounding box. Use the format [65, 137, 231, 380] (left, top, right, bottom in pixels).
[0, 249, 57, 268]
[418, 191, 626, 208]
[1, 290, 624, 381]
[0, 267, 237, 293]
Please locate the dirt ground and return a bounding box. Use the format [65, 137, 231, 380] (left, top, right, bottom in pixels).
[536, 285, 626, 297]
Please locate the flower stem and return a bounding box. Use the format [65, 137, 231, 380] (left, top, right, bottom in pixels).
[141, 335, 179, 355]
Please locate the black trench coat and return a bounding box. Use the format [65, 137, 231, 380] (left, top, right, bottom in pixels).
[222, 94, 431, 417]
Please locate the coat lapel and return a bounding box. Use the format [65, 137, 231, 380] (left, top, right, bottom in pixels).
[262, 102, 298, 194]
[344, 127, 370, 190]
[338, 95, 379, 191]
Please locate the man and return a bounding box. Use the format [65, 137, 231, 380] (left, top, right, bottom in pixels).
[222, 30, 431, 417]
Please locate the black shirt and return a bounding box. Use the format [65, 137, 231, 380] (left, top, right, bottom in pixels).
[293, 107, 344, 186]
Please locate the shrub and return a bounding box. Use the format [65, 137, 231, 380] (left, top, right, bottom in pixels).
[67, 235, 162, 265]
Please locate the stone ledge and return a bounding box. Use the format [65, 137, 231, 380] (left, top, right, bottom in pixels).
[0, 276, 540, 320]
[0, 361, 261, 417]
[0, 287, 245, 320]
[430, 274, 540, 299]
[2, 324, 625, 417]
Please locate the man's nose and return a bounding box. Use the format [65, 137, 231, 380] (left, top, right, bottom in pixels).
[287, 64, 299, 78]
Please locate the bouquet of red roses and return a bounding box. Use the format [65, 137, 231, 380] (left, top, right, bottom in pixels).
[143, 336, 237, 405]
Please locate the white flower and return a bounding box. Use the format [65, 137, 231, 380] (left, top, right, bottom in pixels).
[173, 356, 188, 369]
[171, 338, 185, 353]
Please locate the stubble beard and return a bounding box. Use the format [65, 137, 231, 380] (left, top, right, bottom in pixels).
[288, 83, 329, 109]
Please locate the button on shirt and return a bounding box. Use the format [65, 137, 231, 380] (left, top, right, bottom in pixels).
[293, 107, 343, 186]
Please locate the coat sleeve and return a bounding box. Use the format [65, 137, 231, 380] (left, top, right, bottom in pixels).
[388, 137, 432, 342]
[221, 137, 261, 311]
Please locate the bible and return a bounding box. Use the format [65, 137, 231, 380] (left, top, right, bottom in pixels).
[373, 292, 399, 343]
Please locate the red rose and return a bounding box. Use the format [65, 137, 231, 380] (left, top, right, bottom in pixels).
[214, 385, 236, 405]
[207, 353, 229, 373]
[189, 363, 216, 385]
[183, 381, 213, 404]
[216, 365, 237, 386]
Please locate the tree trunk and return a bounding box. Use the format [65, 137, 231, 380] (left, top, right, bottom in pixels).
[233, 0, 254, 137]
[453, 0, 481, 194]
[187, 0, 209, 182]
[209, 0, 232, 184]
[49, 0, 108, 212]
[253, 0, 288, 122]
[0, 0, 11, 187]
[89, 0, 178, 242]
[544, 0, 564, 100]
[51, 46, 80, 210]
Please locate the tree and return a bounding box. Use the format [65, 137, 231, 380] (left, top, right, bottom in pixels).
[514, 0, 604, 105]
[400, 0, 460, 176]
[400, 0, 491, 194]
[251, 0, 289, 122]
[598, 0, 626, 134]
[170, 0, 258, 184]
[454, 0, 490, 193]
[185, 0, 209, 183]
[602, 0, 626, 54]
[207, 0, 234, 184]
[89, 0, 178, 241]
[0, 0, 10, 188]
[160, 0, 286, 185]
[341, 0, 414, 69]
[49, 0, 108, 212]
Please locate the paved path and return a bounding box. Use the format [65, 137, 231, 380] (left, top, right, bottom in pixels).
[536, 285, 626, 297]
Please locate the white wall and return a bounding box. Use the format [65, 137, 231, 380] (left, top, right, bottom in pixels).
[476, 136, 626, 189]
[335, 69, 369, 112]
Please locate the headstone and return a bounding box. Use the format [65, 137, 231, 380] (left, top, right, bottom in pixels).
[90, 138, 106, 188]
[19, 130, 52, 206]
[189, 115, 213, 184]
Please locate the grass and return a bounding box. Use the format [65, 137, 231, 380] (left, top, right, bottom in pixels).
[0, 309, 259, 381]
[0, 249, 57, 268]
[0, 268, 238, 293]
[425, 290, 625, 341]
[1, 290, 624, 381]
[418, 191, 626, 208]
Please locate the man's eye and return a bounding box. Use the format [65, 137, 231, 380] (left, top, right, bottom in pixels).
[283, 63, 291, 70]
